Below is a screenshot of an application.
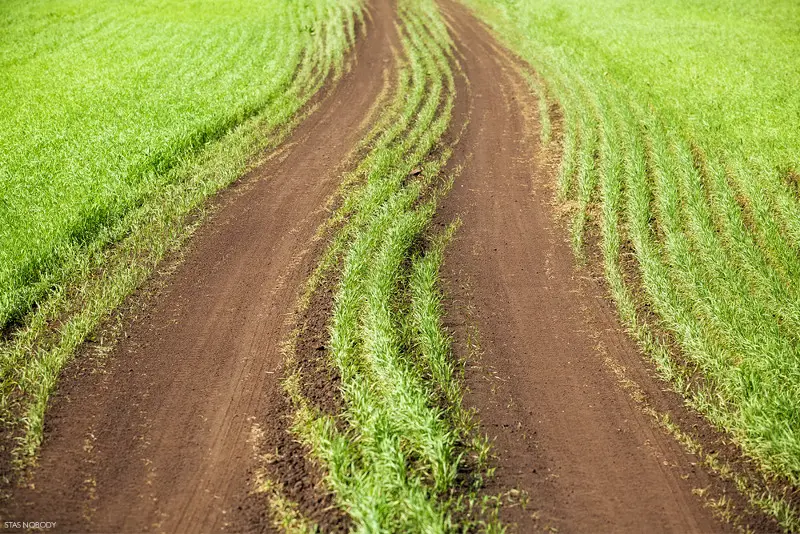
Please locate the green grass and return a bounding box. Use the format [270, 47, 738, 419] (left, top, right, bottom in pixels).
[0, 0, 362, 467]
[278, 0, 503, 530]
[462, 0, 800, 526]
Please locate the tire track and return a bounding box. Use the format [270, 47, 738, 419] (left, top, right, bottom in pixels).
[437, 2, 730, 532]
[5, 1, 395, 531]
[3, 1, 753, 532]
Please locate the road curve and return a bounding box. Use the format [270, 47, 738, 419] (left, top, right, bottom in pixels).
[6, 1, 742, 532]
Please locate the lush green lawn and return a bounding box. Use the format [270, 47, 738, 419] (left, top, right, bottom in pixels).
[464, 0, 800, 521]
[0, 0, 361, 464]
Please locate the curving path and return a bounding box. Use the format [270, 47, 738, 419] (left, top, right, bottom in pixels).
[6, 1, 395, 531]
[437, 1, 728, 531]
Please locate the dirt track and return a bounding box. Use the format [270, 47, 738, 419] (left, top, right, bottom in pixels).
[5, 2, 394, 531]
[3, 0, 759, 532]
[437, 1, 732, 532]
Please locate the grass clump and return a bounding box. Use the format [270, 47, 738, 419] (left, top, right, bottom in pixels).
[461, 0, 800, 526]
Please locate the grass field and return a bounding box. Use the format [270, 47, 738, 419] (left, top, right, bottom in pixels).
[464, 0, 800, 514]
[0, 0, 362, 463]
[4, 0, 799, 530]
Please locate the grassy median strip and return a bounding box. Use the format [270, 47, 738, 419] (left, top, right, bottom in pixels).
[462, 0, 800, 528]
[278, 0, 502, 531]
[0, 0, 363, 468]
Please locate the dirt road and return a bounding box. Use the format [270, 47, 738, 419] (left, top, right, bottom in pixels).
[437, 2, 730, 532]
[6, 2, 394, 531]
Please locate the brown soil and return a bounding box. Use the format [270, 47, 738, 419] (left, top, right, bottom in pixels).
[436, 1, 773, 532]
[2, 1, 395, 531]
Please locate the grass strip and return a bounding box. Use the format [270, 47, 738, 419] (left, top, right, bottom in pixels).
[279, 0, 503, 530]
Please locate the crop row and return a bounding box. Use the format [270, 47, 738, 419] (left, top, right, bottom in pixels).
[277, 0, 500, 530]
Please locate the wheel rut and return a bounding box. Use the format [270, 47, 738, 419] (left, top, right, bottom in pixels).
[5, 1, 395, 531]
[437, 2, 730, 532]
